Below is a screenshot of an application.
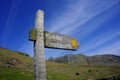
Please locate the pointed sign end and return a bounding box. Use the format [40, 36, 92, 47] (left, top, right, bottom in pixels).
[71, 39, 79, 50]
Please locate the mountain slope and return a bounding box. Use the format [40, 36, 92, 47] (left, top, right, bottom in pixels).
[0, 48, 120, 80]
[48, 54, 120, 66]
[0, 48, 33, 68]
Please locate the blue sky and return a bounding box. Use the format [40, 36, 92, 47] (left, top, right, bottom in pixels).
[0, 0, 120, 59]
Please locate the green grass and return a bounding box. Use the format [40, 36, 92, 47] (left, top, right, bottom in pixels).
[0, 48, 33, 68]
[0, 66, 33, 80]
[0, 62, 120, 80]
[0, 48, 120, 80]
[46, 62, 120, 80]
[0, 48, 33, 80]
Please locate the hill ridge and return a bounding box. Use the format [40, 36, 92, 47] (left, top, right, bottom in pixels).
[48, 53, 120, 66]
[0, 48, 33, 68]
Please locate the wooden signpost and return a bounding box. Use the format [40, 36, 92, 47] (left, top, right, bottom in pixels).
[29, 10, 79, 80]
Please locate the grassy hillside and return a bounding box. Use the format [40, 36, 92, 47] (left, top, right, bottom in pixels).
[46, 62, 120, 80]
[0, 48, 120, 80]
[0, 48, 33, 68]
[0, 61, 120, 80]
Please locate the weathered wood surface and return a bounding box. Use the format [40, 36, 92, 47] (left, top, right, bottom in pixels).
[44, 31, 79, 50]
[29, 29, 79, 50]
[29, 29, 37, 40]
[34, 10, 46, 80]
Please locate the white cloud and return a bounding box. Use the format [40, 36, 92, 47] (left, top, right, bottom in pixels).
[47, 0, 119, 35]
[2, 0, 21, 46]
[43, 0, 120, 57]
[81, 31, 120, 52]
[87, 41, 120, 55]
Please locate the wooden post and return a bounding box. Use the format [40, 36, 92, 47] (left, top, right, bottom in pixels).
[34, 10, 46, 80]
[29, 9, 79, 80]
